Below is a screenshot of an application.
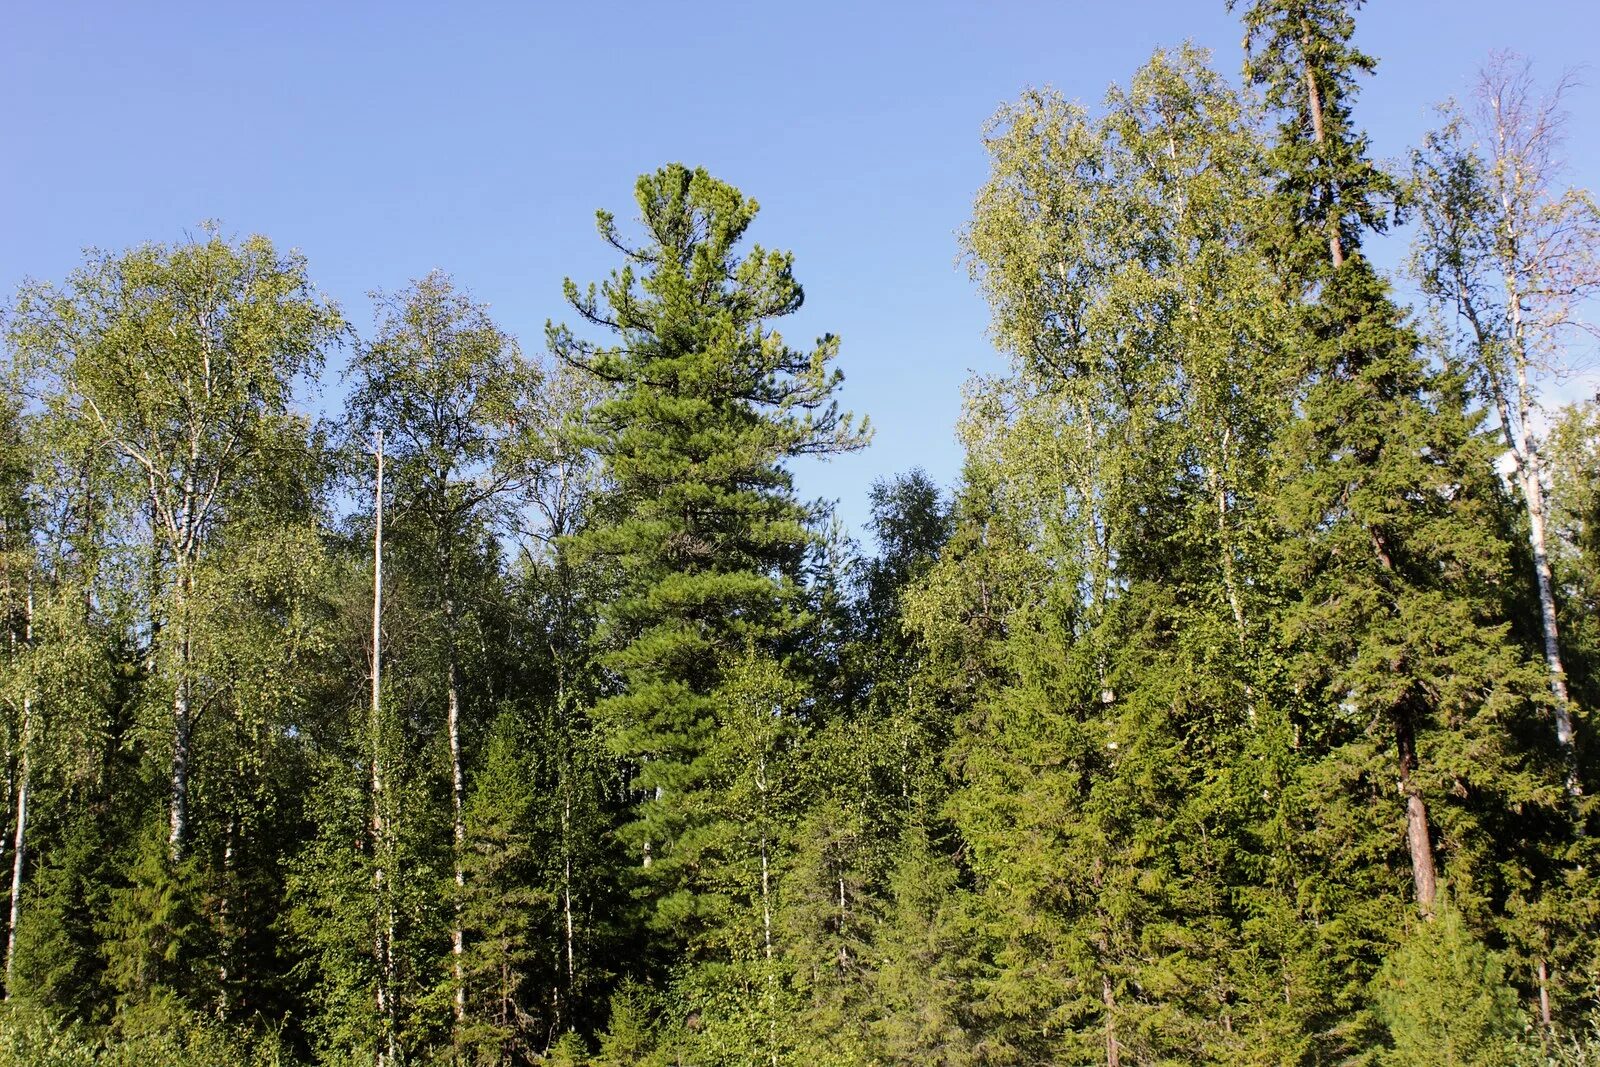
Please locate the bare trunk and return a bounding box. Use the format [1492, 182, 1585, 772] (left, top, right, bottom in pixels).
[5, 582, 33, 995]
[369, 432, 396, 1067]
[4, 707, 28, 995]
[757, 752, 773, 962]
[169, 666, 191, 858]
[167, 440, 202, 863]
[1538, 958, 1552, 1028]
[446, 601, 466, 1025]
[760, 834, 773, 961]
[562, 788, 574, 992]
[1524, 460, 1577, 750]
[168, 562, 195, 862]
[1397, 719, 1439, 916]
[1103, 972, 1121, 1067]
[838, 876, 849, 967]
[1301, 39, 1345, 268]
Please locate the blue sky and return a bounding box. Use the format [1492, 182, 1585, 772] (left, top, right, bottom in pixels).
[4, 1, 1597, 541]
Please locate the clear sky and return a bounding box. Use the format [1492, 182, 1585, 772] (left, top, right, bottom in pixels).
[4, 1, 1597, 540]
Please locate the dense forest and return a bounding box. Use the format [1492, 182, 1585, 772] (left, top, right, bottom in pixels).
[2, 2, 1599, 1064]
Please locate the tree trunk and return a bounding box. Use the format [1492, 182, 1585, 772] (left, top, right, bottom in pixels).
[4, 707, 28, 995]
[1300, 32, 1345, 268]
[168, 566, 194, 862]
[562, 786, 574, 994]
[369, 432, 396, 1067]
[1103, 972, 1121, 1067]
[1518, 416, 1579, 793]
[5, 580, 33, 995]
[445, 594, 466, 1026]
[1397, 717, 1438, 916]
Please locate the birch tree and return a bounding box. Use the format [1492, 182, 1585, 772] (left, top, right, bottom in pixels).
[7, 229, 343, 861]
[1412, 53, 1600, 785]
[343, 270, 541, 1037]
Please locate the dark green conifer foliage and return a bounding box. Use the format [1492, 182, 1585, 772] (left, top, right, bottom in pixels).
[550, 165, 866, 972]
[1235, 0, 1576, 1053]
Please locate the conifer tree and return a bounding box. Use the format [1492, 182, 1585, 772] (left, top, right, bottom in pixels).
[550, 163, 867, 1042]
[1236, 0, 1571, 1049]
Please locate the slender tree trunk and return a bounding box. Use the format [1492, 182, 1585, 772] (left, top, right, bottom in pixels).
[445, 593, 466, 1026]
[838, 874, 849, 967]
[1397, 716, 1438, 915]
[562, 786, 574, 994]
[4, 730, 25, 996]
[1103, 972, 1121, 1067]
[1538, 958, 1552, 1028]
[369, 432, 396, 1067]
[5, 582, 33, 995]
[1522, 457, 1578, 760]
[169, 672, 191, 857]
[757, 752, 773, 962]
[1300, 33, 1345, 268]
[168, 562, 195, 862]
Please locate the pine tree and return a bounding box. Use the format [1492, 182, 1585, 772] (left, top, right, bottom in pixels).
[1375, 901, 1522, 1066]
[550, 166, 867, 1027]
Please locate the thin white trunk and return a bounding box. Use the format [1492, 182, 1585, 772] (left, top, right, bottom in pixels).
[446, 604, 465, 1024]
[837, 876, 849, 967]
[5, 582, 33, 994]
[168, 445, 200, 862]
[4, 706, 28, 995]
[369, 432, 396, 1067]
[1538, 958, 1552, 1028]
[758, 751, 773, 962]
[760, 835, 772, 962]
[1506, 295, 1579, 788]
[563, 787, 574, 990]
[168, 622, 191, 859]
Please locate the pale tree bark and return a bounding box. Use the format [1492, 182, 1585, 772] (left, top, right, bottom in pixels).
[1481, 58, 1592, 789]
[1415, 54, 1599, 792]
[370, 431, 397, 1067]
[447, 632, 465, 1025]
[4, 582, 33, 994]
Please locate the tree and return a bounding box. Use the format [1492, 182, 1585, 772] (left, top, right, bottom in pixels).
[1412, 53, 1600, 784]
[953, 47, 1302, 1061]
[1376, 901, 1522, 1066]
[550, 163, 867, 1032]
[7, 228, 344, 862]
[343, 270, 541, 1036]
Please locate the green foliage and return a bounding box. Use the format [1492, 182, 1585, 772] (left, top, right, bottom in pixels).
[552, 164, 866, 972]
[0, 999, 300, 1067]
[1376, 903, 1522, 1066]
[1, 5, 1597, 1059]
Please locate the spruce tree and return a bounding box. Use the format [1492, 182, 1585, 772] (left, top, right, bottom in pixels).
[1236, 0, 1568, 1050]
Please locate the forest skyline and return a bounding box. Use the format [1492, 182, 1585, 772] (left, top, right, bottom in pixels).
[4, 2, 1600, 1065]
[5, 0, 1598, 537]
